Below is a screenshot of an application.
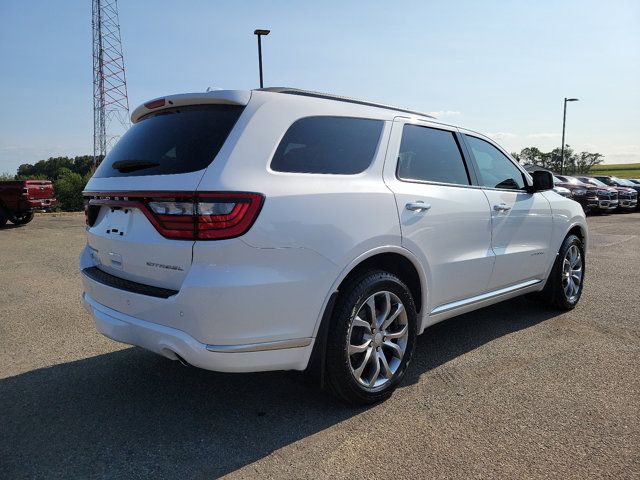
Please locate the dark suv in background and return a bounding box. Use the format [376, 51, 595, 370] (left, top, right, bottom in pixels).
[554, 175, 599, 213]
[578, 176, 636, 212]
[592, 176, 640, 210]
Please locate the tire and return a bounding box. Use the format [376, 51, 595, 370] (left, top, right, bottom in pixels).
[325, 270, 417, 405]
[11, 212, 34, 225]
[0, 212, 7, 228]
[540, 234, 585, 310]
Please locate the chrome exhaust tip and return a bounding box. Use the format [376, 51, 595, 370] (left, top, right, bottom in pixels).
[174, 353, 189, 367]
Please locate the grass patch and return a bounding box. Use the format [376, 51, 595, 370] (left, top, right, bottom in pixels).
[590, 163, 640, 178]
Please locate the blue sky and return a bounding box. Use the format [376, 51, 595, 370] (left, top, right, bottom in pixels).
[1, 0, 639, 175]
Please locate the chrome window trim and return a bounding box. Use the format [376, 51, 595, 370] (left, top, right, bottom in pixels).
[394, 178, 478, 189]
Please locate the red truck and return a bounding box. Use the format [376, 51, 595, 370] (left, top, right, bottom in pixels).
[0, 180, 57, 227]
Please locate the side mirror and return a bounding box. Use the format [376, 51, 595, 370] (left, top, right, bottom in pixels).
[529, 170, 554, 192]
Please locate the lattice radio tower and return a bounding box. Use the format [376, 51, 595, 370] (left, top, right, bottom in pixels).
[92, 0, 130, 166]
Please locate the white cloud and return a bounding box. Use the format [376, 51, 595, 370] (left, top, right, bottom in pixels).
[580, 143, 599, 151]
[428, 110, 461, 118]
[527, 133, 560, 139]
[609, 144, 640, 154]
[601, 144, 640, 164]
[486, 132, 517, 141]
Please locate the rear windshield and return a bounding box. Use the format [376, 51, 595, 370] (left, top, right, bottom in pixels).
[93, 104, 244, 177]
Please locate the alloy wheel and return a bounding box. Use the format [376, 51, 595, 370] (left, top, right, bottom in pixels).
[347, 291, 408, 389]
[562, 244, 583, 302]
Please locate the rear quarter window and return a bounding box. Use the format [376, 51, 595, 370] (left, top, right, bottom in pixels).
[270, 116, 384, 174]
[93, 104, 244, 177]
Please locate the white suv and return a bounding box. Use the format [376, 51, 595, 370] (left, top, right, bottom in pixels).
[81, 88, 587, 404]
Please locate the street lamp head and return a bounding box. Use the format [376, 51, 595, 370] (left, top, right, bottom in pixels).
[254, 29, 270, 36]
[566, 98, 579, 102]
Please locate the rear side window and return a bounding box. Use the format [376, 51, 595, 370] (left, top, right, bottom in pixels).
[270, 116, 384, 174]
[93, 104, 244, 177]
[397, 125, 470, 185]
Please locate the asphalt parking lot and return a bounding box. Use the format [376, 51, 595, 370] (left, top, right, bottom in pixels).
[1, 212, 639, 479]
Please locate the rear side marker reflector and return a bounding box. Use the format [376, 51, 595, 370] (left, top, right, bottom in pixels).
[83, 192, 264, 240]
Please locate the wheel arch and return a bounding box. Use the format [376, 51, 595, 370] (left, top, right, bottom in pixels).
[305, 246, 427, 386]
[564, 216, 588, 255]
[541, 219, 588, 290]
[335, 251, 423, 315]
[567, 223, 587, 246]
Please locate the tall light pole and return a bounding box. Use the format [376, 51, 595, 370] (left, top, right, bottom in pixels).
[254, 29, 270, 88]
[560, 97, 579, 174]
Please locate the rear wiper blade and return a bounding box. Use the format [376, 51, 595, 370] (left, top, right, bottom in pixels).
[112, 159, 161, 172]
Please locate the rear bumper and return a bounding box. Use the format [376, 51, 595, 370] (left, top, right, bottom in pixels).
[80, 239, 337, 347]
[22, 198, 57, 211]
[83, 292, 314, 372]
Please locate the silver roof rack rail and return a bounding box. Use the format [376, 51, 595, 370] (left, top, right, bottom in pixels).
[257, 87, 435, 119]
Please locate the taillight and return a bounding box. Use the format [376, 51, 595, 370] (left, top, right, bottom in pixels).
[84, 192, 264, 240]
[197, 193, 263, 239]
[148, 199, 196, 239]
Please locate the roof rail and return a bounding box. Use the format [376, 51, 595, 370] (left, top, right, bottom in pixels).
[257, 87, 435, 119]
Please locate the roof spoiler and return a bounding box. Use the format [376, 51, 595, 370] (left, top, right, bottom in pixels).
[130, 90, 251, 123]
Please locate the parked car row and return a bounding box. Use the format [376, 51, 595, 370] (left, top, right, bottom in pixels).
[581, 175, 638, 212]
[588, 175, 640, 210]
[547, 172, 638, 214]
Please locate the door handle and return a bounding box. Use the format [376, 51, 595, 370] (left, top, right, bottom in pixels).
[406, 202, 431, 212]
[493, 203, 512, 212]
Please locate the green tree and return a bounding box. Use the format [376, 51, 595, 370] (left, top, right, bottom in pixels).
[16, 163, 36, 178]
[0, 172, 16, 181]
[549, 147, 569, 173]
[517, 147, 546, 167]
[15, 173, 49, 180]
[72, 155, 96, 177]
[515, 146, 569, 173]
[574, 152, 604, 174]
[513, 145, 604, 175]
[53, 168, 89, 211]
[17, 155, 95, 180]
